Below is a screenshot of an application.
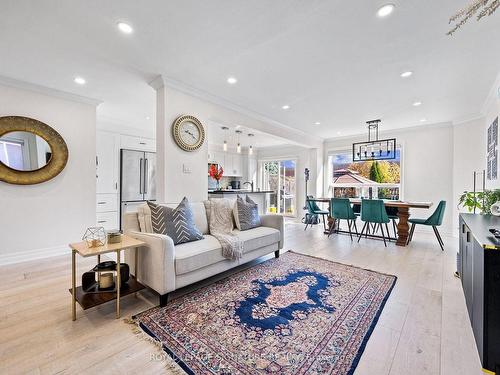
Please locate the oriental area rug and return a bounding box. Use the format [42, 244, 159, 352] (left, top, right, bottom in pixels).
[132, 251, 396, 375]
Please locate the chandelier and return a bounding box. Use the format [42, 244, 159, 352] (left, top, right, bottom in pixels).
[448, 0, 498, 35]
[352, 120, 396, 162]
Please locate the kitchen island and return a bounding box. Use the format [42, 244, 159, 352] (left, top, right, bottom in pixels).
[208, 190, 275, 214]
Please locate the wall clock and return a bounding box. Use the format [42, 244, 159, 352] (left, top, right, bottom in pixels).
[172, 115, 205, 152]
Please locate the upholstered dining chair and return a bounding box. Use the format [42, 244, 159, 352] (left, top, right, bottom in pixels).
[304, 197, 329, 231]
[407, 200, 446, 251]
[328, 198, 358, 240]
[358, 199, 391, 246]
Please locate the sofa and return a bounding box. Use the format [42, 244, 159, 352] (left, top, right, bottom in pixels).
[123, 201, 284, 306]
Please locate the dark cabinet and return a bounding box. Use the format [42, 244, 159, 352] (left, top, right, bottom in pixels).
[459, 214, 500, 373]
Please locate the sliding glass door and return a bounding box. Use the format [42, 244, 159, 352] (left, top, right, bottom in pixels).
[261, 159, 296, 216]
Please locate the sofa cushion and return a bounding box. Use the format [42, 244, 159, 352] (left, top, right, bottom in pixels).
[174, 227, 280, 275]
[234, 195, 261, 231]
[235, 226, 280, 253]
[137, 201, 209, 235]
[175, 235, 225, 275]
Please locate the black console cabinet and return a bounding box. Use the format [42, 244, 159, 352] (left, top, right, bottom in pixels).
[459, 213, 500, 373]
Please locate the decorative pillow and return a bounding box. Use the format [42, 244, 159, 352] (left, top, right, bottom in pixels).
[234, 195, 261, 231]
[147, 198, 203, 245]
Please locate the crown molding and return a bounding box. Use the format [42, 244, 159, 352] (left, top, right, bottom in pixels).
[151, 74, 323, 148]
[97, 115, 155, 138]
[452, 113, 484, 126]
[0, 75, 102, 106]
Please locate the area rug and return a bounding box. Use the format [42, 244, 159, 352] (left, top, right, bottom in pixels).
[132, 251, 396, 375]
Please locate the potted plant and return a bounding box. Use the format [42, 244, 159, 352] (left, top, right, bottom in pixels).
[209, 164, 224, 190]
[458, 189, 500, 214]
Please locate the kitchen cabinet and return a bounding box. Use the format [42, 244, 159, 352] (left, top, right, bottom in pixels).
[120, 134, 155, 152]
[96, 131, 119, 194]
[459, 213, 500, 373]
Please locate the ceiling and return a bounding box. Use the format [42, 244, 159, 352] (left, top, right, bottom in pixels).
[1, 0, 499, 141]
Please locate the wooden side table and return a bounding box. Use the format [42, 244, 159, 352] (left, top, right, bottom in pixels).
[69, 235, 146, 321]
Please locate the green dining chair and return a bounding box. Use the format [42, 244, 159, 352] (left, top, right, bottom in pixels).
[407, 200, 446, 251]
[304, 198, 329, 231]
[358, 199, 391, 246]
[328, 198, 358, 240]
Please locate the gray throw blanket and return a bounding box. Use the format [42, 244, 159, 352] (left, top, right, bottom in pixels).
[209, 199, 243, 260]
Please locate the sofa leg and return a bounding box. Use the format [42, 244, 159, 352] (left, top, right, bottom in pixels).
[159, 293, 169, 307]
[274, 250, 280, 258]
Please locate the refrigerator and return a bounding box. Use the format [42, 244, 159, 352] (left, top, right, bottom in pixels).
[120, 149, 156, 229]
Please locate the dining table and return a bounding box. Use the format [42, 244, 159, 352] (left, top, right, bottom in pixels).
[310, 198, 433, 247]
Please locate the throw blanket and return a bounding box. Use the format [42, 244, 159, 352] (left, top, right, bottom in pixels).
[209, 199, 243, 260]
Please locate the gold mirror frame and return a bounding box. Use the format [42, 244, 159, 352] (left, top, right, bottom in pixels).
[172, 115, 206, 152]
[0, 116, 69, 185]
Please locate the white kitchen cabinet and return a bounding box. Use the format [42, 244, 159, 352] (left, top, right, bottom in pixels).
[96, 211, 119, 231]
[231, 154, 243, 176]
[96, 131, 119, 194]
[120, 134, 156, 152]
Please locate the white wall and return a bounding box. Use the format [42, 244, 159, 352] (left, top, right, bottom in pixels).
[0, 83, 97, 265]
[324, 124, 455, 235]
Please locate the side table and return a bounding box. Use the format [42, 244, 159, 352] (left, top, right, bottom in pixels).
[69, 235, 146, 320]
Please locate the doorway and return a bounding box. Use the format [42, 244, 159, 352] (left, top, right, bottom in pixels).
[260, 159, 297, 216]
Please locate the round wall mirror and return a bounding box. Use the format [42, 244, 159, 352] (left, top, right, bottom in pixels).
[0, 116, 68, 185]
[0, 131, 52, 171]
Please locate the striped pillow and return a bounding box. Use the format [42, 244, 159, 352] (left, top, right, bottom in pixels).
[234, 195, 261, 231]
[147, 198, 203, 245]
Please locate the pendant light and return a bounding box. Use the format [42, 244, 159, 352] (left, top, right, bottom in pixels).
[352, 119, 396, 162]
[248, 133, 254, 155]
[235, 130, 242, 153]
[221, 126, 228, 151]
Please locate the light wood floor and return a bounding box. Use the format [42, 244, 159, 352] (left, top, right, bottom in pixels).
[0, 219, 482, 375]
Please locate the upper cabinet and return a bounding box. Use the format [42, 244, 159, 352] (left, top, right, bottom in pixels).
[120, 134, 156, 152]
[96, 131, 119, 194]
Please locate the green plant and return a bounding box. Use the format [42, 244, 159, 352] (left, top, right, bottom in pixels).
[458, 189, 500, 214]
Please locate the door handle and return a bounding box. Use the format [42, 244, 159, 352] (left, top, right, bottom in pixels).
[97, 202, 106, 205]
[97, 220, 107, 223]
[139, 158, 143, 194]
[466, 232, 471, 243]
[144, 159, 148, 194]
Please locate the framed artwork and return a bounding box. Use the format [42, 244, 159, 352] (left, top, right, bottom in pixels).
[487, 116, 498, 180]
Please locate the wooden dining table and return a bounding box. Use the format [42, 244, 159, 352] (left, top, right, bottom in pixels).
[310, 198, 433, 247]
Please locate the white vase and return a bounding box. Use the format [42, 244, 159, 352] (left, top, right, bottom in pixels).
[491, 201, 500, 216]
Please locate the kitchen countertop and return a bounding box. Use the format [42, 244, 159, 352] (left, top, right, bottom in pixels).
[208, 190, 275, 194]
[460, 213, 500, 250]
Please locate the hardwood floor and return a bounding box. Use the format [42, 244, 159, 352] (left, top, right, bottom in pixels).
[0, 219, 482, 375]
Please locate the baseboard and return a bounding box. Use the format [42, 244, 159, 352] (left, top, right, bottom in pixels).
[0, 245, 68, 266]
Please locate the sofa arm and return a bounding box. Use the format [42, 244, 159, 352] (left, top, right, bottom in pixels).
[125, 231, 176, 295]
[260, 214, 284, 249]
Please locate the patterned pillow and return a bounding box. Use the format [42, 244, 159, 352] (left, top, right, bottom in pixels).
[147, 198, 204, 245]
[234, 195, 261, 231]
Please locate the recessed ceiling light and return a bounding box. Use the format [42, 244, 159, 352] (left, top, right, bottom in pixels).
[146, 116, 151, 120]
[337, 131, 342, 135]
[413, 101, 422, 107]
[314, 122, 321, 125]
[420, 118, 427, 122]
[227, 77, 237, 84]
[377, 4, 395, 17]
[74, 76, 86, 85]
[282, 105, 290, 110]
[117, 22, 133, 34]
[400, 71, 413, 78]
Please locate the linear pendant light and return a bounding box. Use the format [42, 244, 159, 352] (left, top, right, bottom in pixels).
[352, 120, 396, 162]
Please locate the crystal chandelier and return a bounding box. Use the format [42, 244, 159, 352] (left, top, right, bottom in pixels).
[448, 0, 498, 35]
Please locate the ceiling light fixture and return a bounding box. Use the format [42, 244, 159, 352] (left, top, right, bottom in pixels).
[400, 71, 413, 78]
[420, 118, 427, 122]
[353, 119, 396, 162]
[235, 130, 242, 153]
[448, 0, 498, 35]
[282, 105, 290, 110]
[74, 77, 86, 85]
[146, 116, 151, 120]
[221, 126, 229, 151]
[413, 101, 422, 107]
[248, 133, 255, 155]
[377, 4, 395, 17]
[117, 22, 133, 34]
[227, 77, 237, 85]
[314, 122, 321, 125]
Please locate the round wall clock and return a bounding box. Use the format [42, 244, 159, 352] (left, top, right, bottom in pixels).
[172, 115, 205, 152]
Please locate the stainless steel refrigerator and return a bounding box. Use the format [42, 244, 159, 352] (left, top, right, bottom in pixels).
[120, 149, 156, 229]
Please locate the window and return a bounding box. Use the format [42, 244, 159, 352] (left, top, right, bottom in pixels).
[327, 148, 402, 200]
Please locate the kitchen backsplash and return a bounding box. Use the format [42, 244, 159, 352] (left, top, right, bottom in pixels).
[208, 176, 242, 189]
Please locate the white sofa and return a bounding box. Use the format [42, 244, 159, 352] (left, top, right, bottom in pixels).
[123, 202, 284, 306]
